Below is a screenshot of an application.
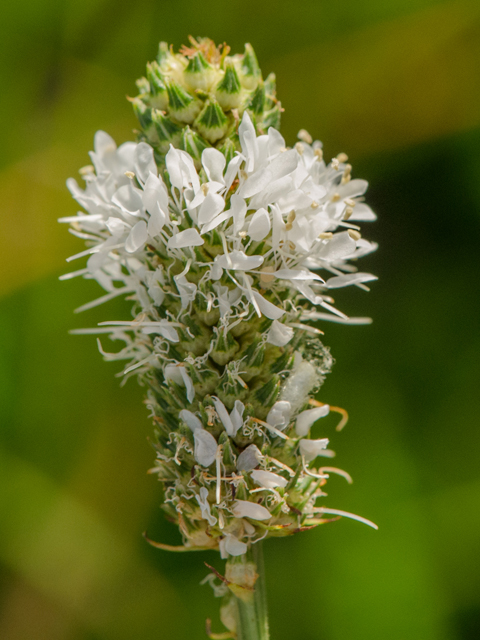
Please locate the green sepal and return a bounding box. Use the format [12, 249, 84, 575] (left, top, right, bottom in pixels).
[241, 43, 261, 88]
[218, 362, 249, 409]
[219, 432, 238, 471]
[238, 338, 265, 382]
[166, 80, 200, 123]
[186, 361, 221, 397]
[215, 61, 242, 111]
[180, 126, 210, 164]
[217, 60, 241, 95]
[185, 50, 211, 74]
[156, 41, 170, 67]
[211, 328, 240, 366]
[247, 81, 265, 116]
[264, 72, 277, 109]
[151, 110, 182, 152]
[146, 62, 167, 96]
[136, 76, 150, 96]
[194, 97, 229, 144]
[251, 375, 280, 418]
[178, 314, 212, 356]
[217, 138, 236, 166]
[235, 481, 248, 501]
[262, 104, 282, 130]
[131, 97, 153, 131]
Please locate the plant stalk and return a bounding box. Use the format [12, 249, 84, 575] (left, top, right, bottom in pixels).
[235, 542, 270, 640]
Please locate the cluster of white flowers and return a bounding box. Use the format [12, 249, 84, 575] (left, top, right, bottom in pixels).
[61, 111, 377, 559]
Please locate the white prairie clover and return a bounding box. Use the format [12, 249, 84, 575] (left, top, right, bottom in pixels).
[61, 38, 378, 640]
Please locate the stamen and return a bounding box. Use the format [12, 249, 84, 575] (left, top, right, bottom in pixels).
[348, 229, 361, 241]
[331, 158, 340, 170]
[295, 142, 305, 155]
[266, 457, 295, 477]
[336, 152, 348, 163]
[298, 129, 313, 144]
[216, 445, 223, 504]
[251, 418, 289, 440]
[319, 232, 333, 239]
[331, 193, 340, 202]
[344, 207, 354, 220]
[301, 456, 328, 480]
[318, 467, 353, 484]
[79, 165, 95, 176]
[314, 507, 378, 530]
[341, 164, 352, 184]
[308, 399, 348, 431]
[124, 171, 135, 179]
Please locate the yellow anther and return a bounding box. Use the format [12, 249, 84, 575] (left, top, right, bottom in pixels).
[331, 193, 341, 202]
[336, 152, 348, 163]
[314, 148, 323, 160]
[295, 142, 305, 155]
[287, 210, 296, 224]
[341, 164, 352, 184]
[348, 229, 361, 241]
[319, 232, 333, 239]
[298, 129, 313, 144]
[311, 201, 319, 209]
[79, 165, 95, 176]
[260, 266, 275, 284]
[345, 198, 356, 207]
[124, 171, 135, 179]
[344, 207, 354, 220]
[201, 183, 209, 195]
[331, 158, 340, 170]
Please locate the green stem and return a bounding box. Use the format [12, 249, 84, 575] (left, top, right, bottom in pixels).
[235, 542, 270, 640]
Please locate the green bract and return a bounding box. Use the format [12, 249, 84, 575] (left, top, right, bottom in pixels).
[132, 38, 282, 164]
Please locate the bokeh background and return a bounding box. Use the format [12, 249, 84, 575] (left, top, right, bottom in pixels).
[1, 1, 480, 638]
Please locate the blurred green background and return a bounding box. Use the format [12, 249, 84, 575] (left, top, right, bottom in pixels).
[1, 0, 480, 638]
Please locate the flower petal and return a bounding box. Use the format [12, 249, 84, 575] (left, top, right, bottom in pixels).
[194, 430, 218, 467]
[202, 147, 226, 183]
[248, 207, 271, 241]
[232, 500, 271, 520]
[266, 320, 294, 347]
[251, 470, 288, 489]
[216, 250, 264, 271]
[179, 410, 203, 431]
[325, 273, 377, 289]
[251, 291, 284, 320]
[296, 405, 330, 437]
[125, 220, 148, 253]
[167, 228, 204, 249]
[135, 142, 157, 183]
[267, 400, 292, 430]
[237, 444, 262, 471]
[299, 438, 330, 462]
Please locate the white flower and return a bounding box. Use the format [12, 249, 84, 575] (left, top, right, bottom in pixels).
[299, 438, 331, 462]
[219, 534, 248, 559]
[266, 401, 292, 430]
[237, 445, 263, 472]
[62, 108, 378, 557]
[251, 470, 288, 489]
[232, 500, 271, 521]
[194, 429, 218, 467]
[196, 487, 217, 526]
[296, 405, 330, 437]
